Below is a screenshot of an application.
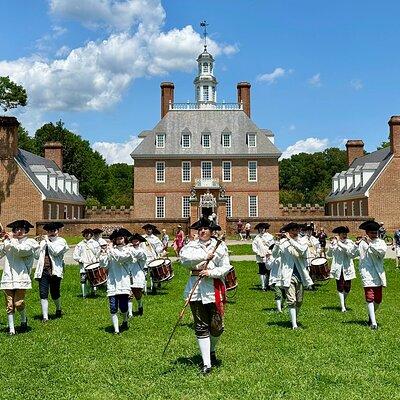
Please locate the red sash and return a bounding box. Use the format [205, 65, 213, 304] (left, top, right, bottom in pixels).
[213, 278, 227, 316]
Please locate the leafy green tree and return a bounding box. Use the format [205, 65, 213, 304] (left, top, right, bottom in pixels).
[0, 76, 27, 111]
[377, 140, 390, 150]
[18, 126, 36, 153]
[105, 163, 133, 207]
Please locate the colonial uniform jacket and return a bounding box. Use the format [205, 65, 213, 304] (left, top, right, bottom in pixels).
[127, 246, 147, 289]
[252, 233, 274, 263]
[305, 235, 320, 266]
[267, 255, 282, 286]
[99, 245, 132, 296]
[327, 239, 357, 281]
[0, 237, 39, 290]
[141, 234, 164, 265]
[355, 239, 387, 287]
[34, 237, 69, 279]
[180, 238, 231, 304]
[73, 239, 101, 272]
[271, 236, 313, 288]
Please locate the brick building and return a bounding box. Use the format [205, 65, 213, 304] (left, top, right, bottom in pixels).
[325, 115, 400, 230]
[131, 46, 281, 230]
[0, 116, 85, 227]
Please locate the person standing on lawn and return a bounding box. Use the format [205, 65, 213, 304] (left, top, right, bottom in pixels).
[244, 222, 251, 240]
[0, 220, 39, 335]
[327, 226, 357, 312]
[99, 228, 132, 334]
[356, 221, 387, 330]
[271, 222, 313, 329]
[173, 225, 186, 257]
[237, 219, 243, 240]
[252, 222, 274, 291]
[34, 222, 69, 322]
[180, 218, 231, 374]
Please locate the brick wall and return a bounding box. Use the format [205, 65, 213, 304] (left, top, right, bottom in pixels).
[85, 205, 134, 220]
[280, 203, 325, 216]
[43, 201, 85, 220]
[325, 198, 368, 218]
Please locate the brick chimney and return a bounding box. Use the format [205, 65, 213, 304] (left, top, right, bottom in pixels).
[160, 82, 174, 119]
[345, 140, 364, 166]
[0, 116, 19, 160]
[44, 142, 63, 170]
[237, 82, 251, 117]
[389, 116, 400, 157]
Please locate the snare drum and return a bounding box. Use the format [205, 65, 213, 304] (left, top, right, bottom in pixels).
[85, 262, 108, 287]
[148, 258, 171, 283]
[164, 258, 174, 281]
[225, 266, 238, 291]
[310, 257, 330, 281]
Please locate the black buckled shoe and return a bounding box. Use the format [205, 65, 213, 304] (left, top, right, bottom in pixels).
[120, 321, 129, 331]
[210, 351, 217, 366]
[55, 310, 63, 319]
[201, 365, 212, 375]
[138, 306, 143, 316]
[20, 319, 28, 333]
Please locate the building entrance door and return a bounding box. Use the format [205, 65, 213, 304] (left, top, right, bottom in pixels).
[201, 207, 213, 219]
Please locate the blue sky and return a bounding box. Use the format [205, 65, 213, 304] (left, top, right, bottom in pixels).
[1, 0, 400, 163]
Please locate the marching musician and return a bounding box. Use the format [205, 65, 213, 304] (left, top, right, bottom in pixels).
[356, 221, 387, 330]
[252, 222, 274, 291]
[127, 233, 147, 317]
[303, 224, 320, 267]
[0, 220, 39, 335]
[141, 224, 164, 294]
[327, 226, 357, 312]
[93, 228, 108, 247]
[73, 228, 101, 298]
[180, 218, 231, 374]
[34, 222, 69, 322]
[99, 228, 132, 334]
[272, 222, 313, 329]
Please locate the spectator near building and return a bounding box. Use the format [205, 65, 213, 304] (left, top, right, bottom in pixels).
[0, 117, 85, 226]
[131, 44, 281, 230]
[325, 116, 400, 230]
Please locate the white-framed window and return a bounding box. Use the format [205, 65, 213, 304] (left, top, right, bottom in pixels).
[226, 196, 232, 218]
[156, 133, 165, 148]
[202, 133, 211, 148]
[212, 86, 216, 101]
[201, 161, 212, 180]
[247, 133, 257, 147]
[182, 133, 191, 148]
[351, 201, 355, 217]
[222, 133, 231, 148]
[155, 161, 165, 183]
[182, 161, 191, 182]
[359, 200, 363, 216]
[336, 203, 340, 216]
[203, 62, 209, 73]
[343, 202, 348, 216]
[248, 195, 258, 217]
[48, 204, 52, 219]
[56, 204, 60, 219]
[222, 161, 232, 182]
[155, 196, 165, 218]
[248, 161, 257, 182]
[203, 86, 209, 101]
[182, 196, 190, 218]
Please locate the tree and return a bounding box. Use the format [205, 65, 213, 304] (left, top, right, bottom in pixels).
[105, 163, 133, 207]
[18, 126, 36, 153]
[377, 140, 390, 150]
[0, 76, 27, 112]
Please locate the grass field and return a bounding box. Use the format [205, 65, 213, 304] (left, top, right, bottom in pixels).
[0, 260, 399, 400]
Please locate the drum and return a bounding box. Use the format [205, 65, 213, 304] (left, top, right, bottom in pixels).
[310, 257, 330, 281]
[85, 262, 108, 287]
[164, 258, 174, 281]
[225, 267, 238, 291]
[148, 258, 171, 283]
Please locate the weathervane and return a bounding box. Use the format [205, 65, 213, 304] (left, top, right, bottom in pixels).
[200, 20, 209, 50]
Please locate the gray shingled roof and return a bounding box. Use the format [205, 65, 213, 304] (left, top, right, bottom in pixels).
[326, 147, 392, 201]
[15, 149, 85, 203]
[131, 109, 281, 159]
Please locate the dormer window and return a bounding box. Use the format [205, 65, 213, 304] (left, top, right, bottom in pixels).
[247, 133, 257, 147]
[202, 133, 211, 148]
[156, 133, 165, 148]
[203, 62, 209, 73]
[203, 86, 209, 101]
[181, 132, 191, 148]
[222, 133, 231, 148]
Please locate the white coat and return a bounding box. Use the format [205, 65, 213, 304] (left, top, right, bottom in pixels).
[327, 239, 357, 281]
[355, 238, 387, 287]
[180, 238, 231, 304]
[305, 235, 320, 265]
[127, 246, 147, 289]
[141, 234, 164, 265]
[252, 233, 274, 263]
[267, 255, 283, 286]
[99, 245, 132, 296]
[271, 236, 313, 288]
[73, 239, 101, 272]
[34, 236, 69, 279]
[0, 237, 39, 290]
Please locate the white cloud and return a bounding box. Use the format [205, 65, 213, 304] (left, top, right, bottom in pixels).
[308, 73, 321, 87]
[280, 137, 329, 159]
[257, 67, 286, 84]
[92, 136, 142, 164]
[350, 79, 363, 90]
[289, 124, 296, 131]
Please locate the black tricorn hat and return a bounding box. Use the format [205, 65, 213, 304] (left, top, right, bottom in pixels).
[81, 228, 94, 235]
[92, 228, 103, 235]
[129, 233, 146, 243]
[109, 228, 132, 240]
[7, 220, 34, 233]
[359, 221, 380, 231]
[191, 218, 220, 231]
[142, 224, 160, 235]
[281, 222, 301, 231]
[332, 226, 350, 234]
[255, 222, 270, 230]
[42, 221, 64, 232]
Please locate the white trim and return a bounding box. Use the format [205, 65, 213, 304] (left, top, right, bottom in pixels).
[222, 133, 231, 148]
[336, 203, 340, 216]
[248, 195, 258, 217]
[181, 133, 191, 148]
[156, 133, 166, 148]
[155, 196, 165, 218]
[48, 204, 52, 219]
[155, 161, 165, 183]
[201, 161, 213, 180]
[182, 161, 191, 182]
[248, 161, 257, 182]
[359, 200, 363, 216]
[56, 204, 60, 219]
[202, 133, 211, 148]
[247, 133, 257, 147]
[226, 196, 232, 218]
[182, 196, 190, 218]
[222, 161, 232, 182]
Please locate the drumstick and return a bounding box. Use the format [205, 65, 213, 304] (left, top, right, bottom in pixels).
[162, 239, 222, 357]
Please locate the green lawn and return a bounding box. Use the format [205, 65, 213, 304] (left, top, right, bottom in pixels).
[228, 243, 253, 255]
[0, 260, 399, 399]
